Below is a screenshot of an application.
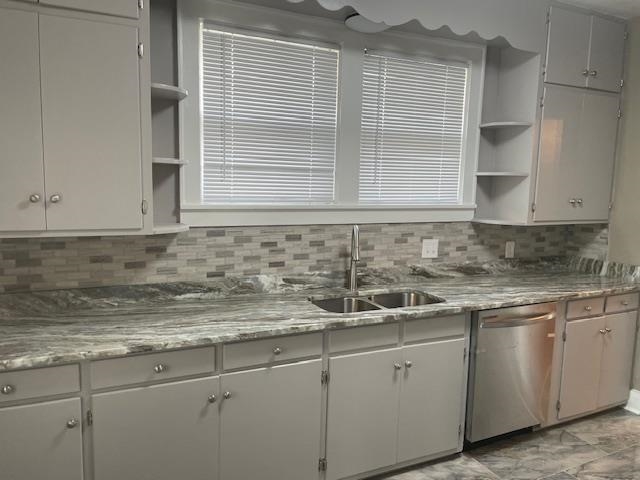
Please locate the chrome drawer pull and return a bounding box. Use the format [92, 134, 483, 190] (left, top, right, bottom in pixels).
[207, 394, 217, 404]
[153, 363, 168, 374]
[272, 347, 282, 355]
[0, 385, 15, 395]
[66, 418, 79, 429]
[584, 306, 592, 312]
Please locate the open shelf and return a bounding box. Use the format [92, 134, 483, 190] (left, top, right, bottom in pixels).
[153, 223, 190, 235]
[153, 157, 188, 165]
[472, 218, 527, 226]
[480, 121, 532, 129]
[151, 82, 188, 101]
[476, 171, 529, 178]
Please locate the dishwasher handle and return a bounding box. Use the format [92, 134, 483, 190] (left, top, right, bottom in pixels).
[481, 312, 556, 329]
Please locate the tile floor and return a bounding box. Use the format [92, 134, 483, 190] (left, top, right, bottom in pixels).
[376, 408, 640, 480]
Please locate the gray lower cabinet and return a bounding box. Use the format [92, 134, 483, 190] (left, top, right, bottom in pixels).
[397, 339, 465, 463]
[92, 376, 219, 480]
[326, 341, 465, 480]
[559, 311, 637, 419]
[0, 398, 83, 480]
[219, 359, 323, 480]
[326, 348, 402, 480]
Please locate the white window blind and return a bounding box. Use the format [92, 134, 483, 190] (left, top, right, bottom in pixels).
[359, 52, 468, 204]
[200, 27, 339, 204]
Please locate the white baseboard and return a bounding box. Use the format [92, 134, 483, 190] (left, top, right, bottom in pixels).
[625, 389, 640, 415]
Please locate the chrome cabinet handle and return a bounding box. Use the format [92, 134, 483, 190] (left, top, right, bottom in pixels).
[582, 69, 590, 77]
[584, 305, 592, 312]
[569, 199, 577, 207]
[49, 194, 62, 204]
[66, 418, 79, 429]
[223, 391, 232, 399]
[605, 328, 612, 333]
[622, 300, 630, 306]
[0, 385, 15, 395]
[394, 363, 402, 370]
[576, 199, 583, 206]
[599, 329, 607, 334]
[29, 194, 41, 203]
[207, 394, 217, 404]
[272, 346, 282, 355]
[153, 363, 168, 373]
[404, 360, 413, 369]
[589, 70, 598, 77]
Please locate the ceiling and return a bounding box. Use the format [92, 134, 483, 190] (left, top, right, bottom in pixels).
[562, 0, 640, 18]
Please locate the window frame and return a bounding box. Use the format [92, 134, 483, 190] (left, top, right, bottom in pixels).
[178, 0, 485, 226]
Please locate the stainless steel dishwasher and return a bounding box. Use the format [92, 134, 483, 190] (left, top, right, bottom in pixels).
[466, 302, 557, 443]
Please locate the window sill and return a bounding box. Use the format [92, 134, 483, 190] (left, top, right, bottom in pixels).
[180, 203, 476, 226]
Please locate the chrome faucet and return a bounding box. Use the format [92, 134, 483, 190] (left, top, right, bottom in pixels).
[348, 225, 360, 292]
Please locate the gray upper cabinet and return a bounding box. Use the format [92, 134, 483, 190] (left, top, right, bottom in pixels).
[534, 85, 618, 222]
[545, 6, 591, 89]
[92, 377, 219, 480]
[397, 339, 465, 463]
[219, 360, 322, 480]
[0, 7, 46, 232]
[545, 6, 626, 93]
[326, 348, 402, 480]
[0, 398, 84, 480]
[40, 0, 140, 19]
[39, 14, 143, 231]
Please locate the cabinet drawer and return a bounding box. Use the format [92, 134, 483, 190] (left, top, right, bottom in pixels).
[567, 297, 605, 319]
[606, 293, 639, 314]
[223, 333, 322, 371]
[91, 347, 216, 389]
[329, 323, 399, 354]
[0, 364, 79, 403]
[405, 315, 465, 343]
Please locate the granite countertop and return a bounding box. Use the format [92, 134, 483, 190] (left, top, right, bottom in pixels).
[1, 260, 638, 371]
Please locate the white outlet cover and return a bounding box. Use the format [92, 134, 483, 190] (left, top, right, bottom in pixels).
[421, 239, 439, 259]
[505, 240, 516, 259]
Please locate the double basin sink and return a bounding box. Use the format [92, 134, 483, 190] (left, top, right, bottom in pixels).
[311, 290, 445, 313]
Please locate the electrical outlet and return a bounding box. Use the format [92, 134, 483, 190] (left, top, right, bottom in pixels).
[505, 240, 516, 259]
[421, 239, 439, 259]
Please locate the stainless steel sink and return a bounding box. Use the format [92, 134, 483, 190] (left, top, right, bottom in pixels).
[367, 291, 445, 308]
[310, 290, 445, 313]
[311, 297, 381, 313]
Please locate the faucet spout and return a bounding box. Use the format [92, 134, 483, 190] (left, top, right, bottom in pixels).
[348, 225, 360, 292]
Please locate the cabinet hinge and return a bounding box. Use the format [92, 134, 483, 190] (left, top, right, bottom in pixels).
[617, 109, 623, 119]
[546, 10, 550, 25]
[318, 458, 327, 472]
[138, 0, 144, 9]
[138, 42, 144, 58]
[539, 96, 544, 108]
[531, 203, 537, 212]
[463, 347, 467, 363]
[562, 331, 567, 342]
[87, 409, 93, 426]
[458, 424, 462, 437]
[321, 370, 330, 385]
[624, 31, 629, 40]
[609, 202, 613, 211]
[621, 79, 625, 88]
[556, 400, 561, 412]
[141, 199, 149, 215]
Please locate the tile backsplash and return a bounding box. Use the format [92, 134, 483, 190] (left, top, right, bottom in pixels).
[0, 222, 609, 293]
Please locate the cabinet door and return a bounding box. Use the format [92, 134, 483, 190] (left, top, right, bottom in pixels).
[326, 348, 401, 480]
[92, 377, 219, 480]
[545, 6, 591, 88]
[588, 16, 626, 93]
[219, 360, 322, 480]
[397, 339, 465, 463]
[40, 0, 139, 19]
[0, 8, 46, 231]
[558, 317, 606, 419]
[534, 85, 618, 222]
[0, 398, 83, 480]
[39, 14, 143, 231]
[598, 311, 637, 407]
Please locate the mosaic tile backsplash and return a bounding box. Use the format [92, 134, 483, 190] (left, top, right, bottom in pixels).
[0, 222, 609, 293]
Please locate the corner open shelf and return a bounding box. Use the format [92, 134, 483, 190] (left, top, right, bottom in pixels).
[151, 82, 188, 101]
[476, 171, 530, 178]
[153, 157, 188, 165]
[153, 223, 190, 235]
[479, 121, 533, 129]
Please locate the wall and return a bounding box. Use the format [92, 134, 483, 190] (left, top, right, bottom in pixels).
[0, 222, 608, 293]
[609, 18, 640, 266]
